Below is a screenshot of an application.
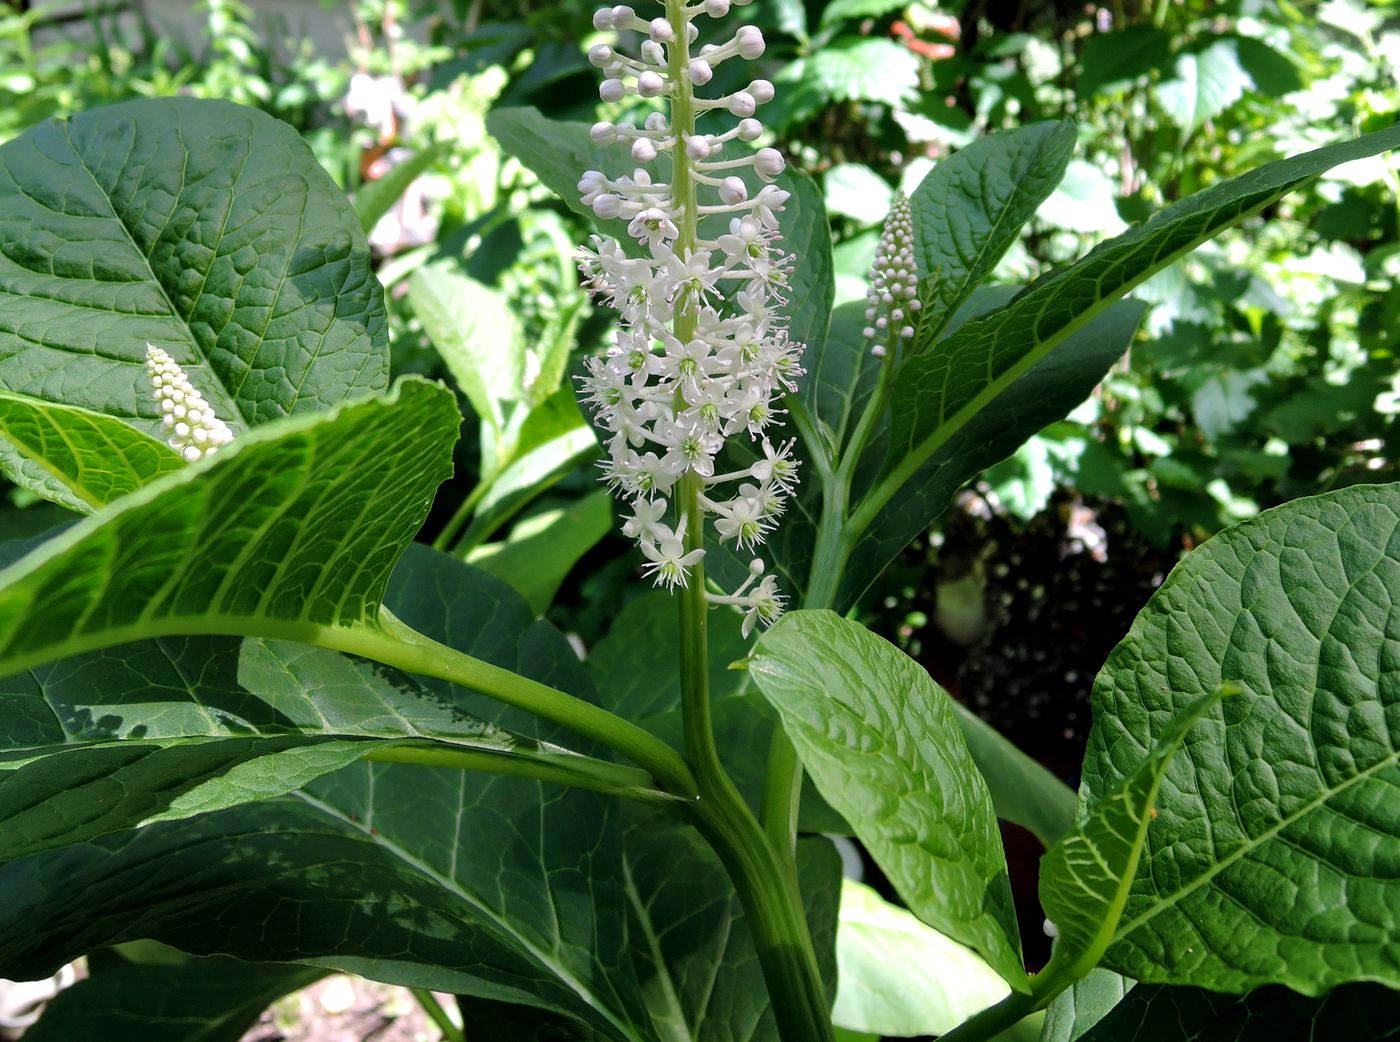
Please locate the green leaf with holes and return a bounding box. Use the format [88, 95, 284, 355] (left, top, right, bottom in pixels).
[1039, 688, 1230, 979]
[0, 97, 388, 434]
[0, 392, 182, 512]
[1084, 482, 1400, 993]
[750, 609, 1025, 989]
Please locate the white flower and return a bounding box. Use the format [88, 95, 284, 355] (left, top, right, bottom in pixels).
[576, 0, 804, 629]
[145, 345, 234, 463]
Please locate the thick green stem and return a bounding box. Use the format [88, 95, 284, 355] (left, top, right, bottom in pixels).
[663, 5, 834, 1037]
[323, 614, 697, 797]
[934, 954, 1072, 1042]
[411, 989, 466, 1042]
[363, 743, 677, 802]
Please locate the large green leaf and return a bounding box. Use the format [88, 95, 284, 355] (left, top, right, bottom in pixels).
[0, 97, 389, 432]
[832, 879, 1011, 1038]
[24, 954, 321, 1042]
[0, 378, 457, 678]
[1073, 982, 1400, 1042]
[855, 124, 1400, 609]
[1157, 40, 1252, 139]
[749, 610, 1024, 988]
[1084, 482, 1400, 993]
[909, 121, 1075, 352]
[0, 548, 656, 1040]
[1039, 690, 1228, 978]
[0, 392, 182, 513]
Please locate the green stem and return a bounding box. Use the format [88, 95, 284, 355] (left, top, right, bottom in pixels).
[322, 613, 697, 797]
[432, 468, 498, 552]
[759, 726, 802, 872]
[363, 743, 678, 802]
[411, 989, 466, 1042]
[664, 4, 834, 1036]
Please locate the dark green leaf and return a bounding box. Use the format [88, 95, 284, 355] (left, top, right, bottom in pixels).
[1085, 482, 1400, 992]
[1076, 27, 1171, 98]
[0, 98, 388, 430]
[750, 610, 1024, 988]
[0, 548, 655, 1039]
[1074, 982, 1400, 1042]
[0, 392, 182, 513]
[909, 121, 1076, 351]
[1039, 969, 1133, 1042]
[24, 955, 321, 1042]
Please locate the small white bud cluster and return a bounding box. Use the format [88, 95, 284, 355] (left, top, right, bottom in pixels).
[863, 191, 922, 359]
[577, 0, 799, 635]
[145, 345, 234, 463]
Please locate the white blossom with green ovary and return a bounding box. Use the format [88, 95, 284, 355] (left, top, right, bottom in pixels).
[576, 0, 800, 631]
[145, 345, 234, 463]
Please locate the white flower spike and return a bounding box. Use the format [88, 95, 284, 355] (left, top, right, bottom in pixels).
[863, 191, 921, 360]
[145, 345, 234, 463]
[578, 0, 801, 631]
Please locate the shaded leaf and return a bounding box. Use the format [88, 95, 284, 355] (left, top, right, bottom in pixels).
[468, 490, 613, 614]
[1039, 969, 1133, 1042]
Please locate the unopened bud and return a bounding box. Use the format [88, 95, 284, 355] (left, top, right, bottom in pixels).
[728, 91, 757, 117]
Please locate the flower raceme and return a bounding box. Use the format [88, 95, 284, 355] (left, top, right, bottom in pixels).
[576, 0, 800, 636]
[145, 345, 234, 462]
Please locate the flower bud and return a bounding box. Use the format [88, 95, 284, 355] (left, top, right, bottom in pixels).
[649, 17, 675, 41]
[590, 121, 616, 144]
[592, 194, 623, 219]
[736, 26, 765, 59]
[685, 134, 711, 161]
[638, 71, 667, 97]
[592, 6, 613, 29]
[640, 40, 665, 64]
[588, 44, 613, 67]
[632, 138, 657, 162]
[728, 91, 757, 117]
[737, 117, 763, 141]
[688, 59, 713, 85]
[706, 0, 730, 14]
[599, 78, 626, 102]
[610, 5, 635, 26]
[754, 147, 785, 179]
[749, 79, 775, 104]
[719, 176, 748, 204]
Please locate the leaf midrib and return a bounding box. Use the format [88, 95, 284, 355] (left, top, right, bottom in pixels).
[1112, 747, 1398, 947]
[293, 788, 649, 1042]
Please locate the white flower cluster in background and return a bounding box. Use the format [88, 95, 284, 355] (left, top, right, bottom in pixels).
[576, 0, 801, 635]
[863, 191, 922, 360]
[145, 345, 234, 463]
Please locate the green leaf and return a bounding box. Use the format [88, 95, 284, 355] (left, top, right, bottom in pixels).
[841, 300, 1146, 609]
[1073, 982, 1400, 1042]
[833, 879, 1012, 1037]
[790, 39, 918, 109]
[750, 610, 1025, 989]
[952, 701, 1077, 849]
[1157, 40, 1252, 139]
[410, 264, 525, 434]
[0, 97, 389, 431]
[355, 142, 445, 233]
[1076, 27, 1171, 98]
[1039, 969, 1133, 1042]
[1039, 688, 1230, 978]
[0, 378, 458, 679]
[824, 164, 893, 225]
[909, 121, 1076, 352]
[1084, 482, 1400, 993]
[467, 490, 613, 614]
[0, 392, 183, 513]
[820, 0, 907, 27]
[860, 124, 1400, 608]
[0, 548, 657, 1040]
[24, 955, 321, 1042]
